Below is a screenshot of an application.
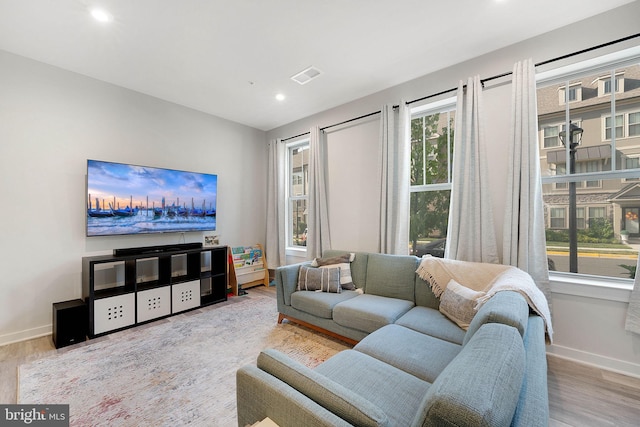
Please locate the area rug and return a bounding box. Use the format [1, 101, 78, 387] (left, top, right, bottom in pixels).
[18, 292, 350, 426]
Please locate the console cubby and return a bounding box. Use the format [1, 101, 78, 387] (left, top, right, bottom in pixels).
[136, 257, 159, 286]
[82, 245, 228, 337]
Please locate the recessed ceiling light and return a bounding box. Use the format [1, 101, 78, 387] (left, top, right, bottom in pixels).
[275, 93, 286, 101]
[90, 8, 113, 23]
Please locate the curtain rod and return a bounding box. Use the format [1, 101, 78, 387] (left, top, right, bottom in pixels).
[320, 110, 381, 131]
[280, 110, 381, 142]
[281, 131, 309, 142]
[281, 32, 640, 142]
[405, 31, 640, 106]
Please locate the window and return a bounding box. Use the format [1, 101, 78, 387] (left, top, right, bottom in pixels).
[603, 110, 640, 140]
[538, 49, 640, 279]
[625, 157, 640, 181]
[579, 161, 601, 188]
[559, 83, 582, 104]
[630, 112, 640, 137]
[550, 208, 566, 229]
[287, 141, 309, 248]
[576, 208, 586, 229]
[604, 114, 624, 140]
[589, 207, 606, 221]
[543, 126, 561, 148]
[554, 163, 567, 189]
[409, 98, 455, 257]
[597, 73, 624, 97]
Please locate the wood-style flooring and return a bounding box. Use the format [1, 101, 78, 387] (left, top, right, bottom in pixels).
[1, 287, 639, 426]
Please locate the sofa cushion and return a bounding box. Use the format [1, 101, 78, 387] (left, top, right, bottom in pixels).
[412, 323, 525, 427]
[291, 290, 360, 319]
[414, 275, 440, 310]
[257, 349, 390, 427]
[297, 265, 342, 293]
[463, 291, 529, 346]
[365, 253, 418, 301]
[395, 306, 466, 345]
[333, 294, 414, 333]
[439, 279, 486, 329]
[316, 350, 430, 427]
[354, 324, 461, 383]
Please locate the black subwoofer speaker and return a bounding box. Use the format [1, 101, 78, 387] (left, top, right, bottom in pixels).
[52, 299, 88, 348]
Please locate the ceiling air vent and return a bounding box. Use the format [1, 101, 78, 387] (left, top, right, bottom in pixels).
[291, 66, 322, 85]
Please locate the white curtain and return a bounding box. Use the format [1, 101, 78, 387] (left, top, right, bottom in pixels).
[503, 59, 551, 303]
[625, 254, 640, 334]
[445, 76, 499, 263]
[379, 103, 410, 254]
[265, 139, 286, 269]
[307, 126, 331, 259]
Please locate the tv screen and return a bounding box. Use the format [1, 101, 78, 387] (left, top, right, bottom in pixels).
[87, 160, 217, 237]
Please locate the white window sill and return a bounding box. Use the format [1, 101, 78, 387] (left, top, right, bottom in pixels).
[549, 272, 633, 303]
[285, 246, 307, 258]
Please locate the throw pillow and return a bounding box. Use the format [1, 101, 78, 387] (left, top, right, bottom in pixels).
[297, 265, 341, 293]
[311, 253, 356, 290]
[439, 279, 486, 329]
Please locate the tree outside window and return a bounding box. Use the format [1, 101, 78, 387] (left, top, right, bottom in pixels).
[409, 104, 454, 257]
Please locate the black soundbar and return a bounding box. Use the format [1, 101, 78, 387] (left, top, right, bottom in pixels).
[113, 242, 203, 256]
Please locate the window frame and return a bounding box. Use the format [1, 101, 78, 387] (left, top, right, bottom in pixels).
[410, 96, 456, 189]
[285, 138, 310, 254]
[537, 45, 640, 287]
[408, 96, 456, 255]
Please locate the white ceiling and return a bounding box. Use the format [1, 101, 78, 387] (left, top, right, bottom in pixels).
[0, 0, 634, 131]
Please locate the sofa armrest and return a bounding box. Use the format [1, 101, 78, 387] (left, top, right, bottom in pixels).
[237, 365, 353, 427]
[276, 262, 310, 309]
[510, 315, 549, 427]
[412, 323, 525, 427]
[256, 349, 389, 427]
[463, 291, 529, 346]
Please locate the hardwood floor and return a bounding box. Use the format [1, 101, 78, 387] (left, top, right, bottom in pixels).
[0, 334, 54, 404]
[2, 291, 639, 425]
[547, 355, 640, 426]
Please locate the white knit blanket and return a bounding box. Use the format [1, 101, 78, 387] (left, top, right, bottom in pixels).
[417, 256, 553, 342]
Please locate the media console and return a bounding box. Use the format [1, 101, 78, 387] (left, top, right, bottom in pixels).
[82, 245, 228, 337]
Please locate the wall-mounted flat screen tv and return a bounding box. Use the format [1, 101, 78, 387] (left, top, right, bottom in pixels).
[87, 159, 217, 237]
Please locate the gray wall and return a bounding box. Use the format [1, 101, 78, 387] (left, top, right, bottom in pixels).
[267, 2, 640, 376]
[0, 50, 266, 344]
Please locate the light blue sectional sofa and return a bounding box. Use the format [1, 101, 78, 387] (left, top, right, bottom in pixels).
[236, 250, 548, 427]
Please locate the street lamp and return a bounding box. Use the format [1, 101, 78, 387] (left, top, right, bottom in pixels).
[559, 121, 584, 273]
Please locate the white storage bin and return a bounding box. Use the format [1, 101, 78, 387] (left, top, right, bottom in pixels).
[137, 287, 171, 322]
[172, 280, 201, 313]
[93, 293, 135, 335]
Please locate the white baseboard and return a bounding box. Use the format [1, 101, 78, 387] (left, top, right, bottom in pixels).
[547, 344, 640, 379]
[0, 325, 51, 347]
